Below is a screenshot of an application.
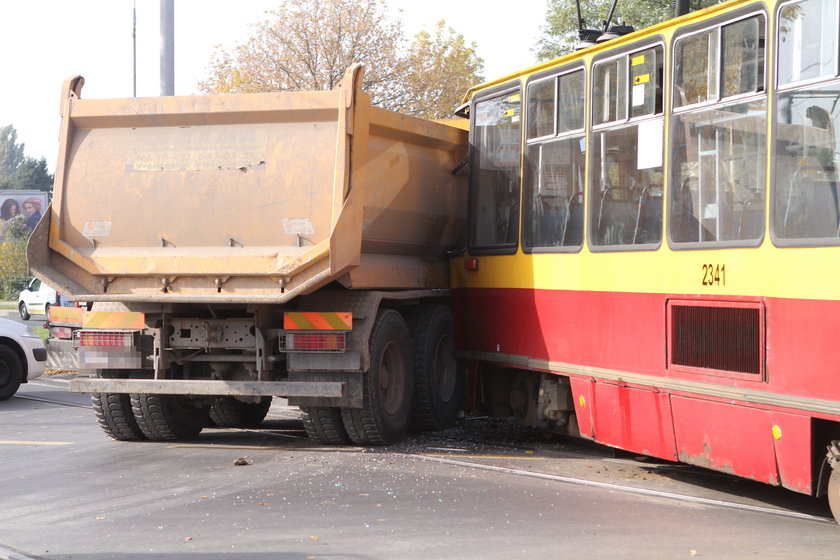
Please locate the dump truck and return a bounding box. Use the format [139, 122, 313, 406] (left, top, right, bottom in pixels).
[28, 65, 468, 445]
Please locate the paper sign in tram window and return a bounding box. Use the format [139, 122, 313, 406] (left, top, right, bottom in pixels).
[637, 119, 664, 170]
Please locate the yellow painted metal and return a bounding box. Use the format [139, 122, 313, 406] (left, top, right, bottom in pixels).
[29, 65, 468, 304]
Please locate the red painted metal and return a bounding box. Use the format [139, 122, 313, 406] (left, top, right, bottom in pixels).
[591, 382, 678, 460]
[454, 286, 835, 494]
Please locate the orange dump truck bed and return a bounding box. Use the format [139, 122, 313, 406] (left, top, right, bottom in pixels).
[29, 65, 468, 304]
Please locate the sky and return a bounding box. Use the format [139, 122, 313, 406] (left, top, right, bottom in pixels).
[0, 0, 548, 171]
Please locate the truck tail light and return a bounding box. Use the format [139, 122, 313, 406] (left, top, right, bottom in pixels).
[51, 326, 74, 339]
[77, 330, 135, 347]
[280, 332, 347, 352]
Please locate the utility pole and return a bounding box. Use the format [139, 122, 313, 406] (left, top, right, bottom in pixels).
[160, 0, 174, 96]
[132, 0, 137, 97]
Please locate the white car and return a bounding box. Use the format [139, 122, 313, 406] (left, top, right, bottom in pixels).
[17, 277, 58, 320]
[0, 317, 46, 400]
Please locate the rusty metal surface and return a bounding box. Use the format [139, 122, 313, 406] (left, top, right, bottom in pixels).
[31, 65, 468, 304]
[69, 378, 345, 397]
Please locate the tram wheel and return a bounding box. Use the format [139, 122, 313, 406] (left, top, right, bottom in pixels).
[408, 305, 463, 431]
[131, 393, 209, 441]
[828, 469, 840, 523]
[301, 407, 352, 444]
[209, 396, 272, 428]
[341, 309, 413, 445]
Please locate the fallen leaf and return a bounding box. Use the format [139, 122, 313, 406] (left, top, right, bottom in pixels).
[185, 537, 192, 542]
[310, 535, 320, 542]
[234, 457, 249, 466]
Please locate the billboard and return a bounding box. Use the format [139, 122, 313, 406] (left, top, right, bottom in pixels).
[0, 190, 48, 241]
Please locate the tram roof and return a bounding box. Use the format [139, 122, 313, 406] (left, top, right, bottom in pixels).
[460, 0, 759, 104]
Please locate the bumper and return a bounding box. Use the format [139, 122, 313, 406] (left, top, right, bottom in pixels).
[22, 337, 46, 380]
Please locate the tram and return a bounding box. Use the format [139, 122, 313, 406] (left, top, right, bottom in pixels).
[451, 0, 840, 521]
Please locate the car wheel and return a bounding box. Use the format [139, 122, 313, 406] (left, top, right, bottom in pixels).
[0, 345, 23, 401]
[18, 302, 30, 321]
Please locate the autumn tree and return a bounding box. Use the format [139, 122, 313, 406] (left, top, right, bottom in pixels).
[390, 21, 485, 120]
[535, 0, 723, 60]
[201, 0, 483, 120]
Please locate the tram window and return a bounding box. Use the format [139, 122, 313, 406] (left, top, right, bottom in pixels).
[669, 100, 767, 244]
[722, 17, 764, 97]
[675, 29, 719, 106]
[468, 91, 522, 251]
[629, 48, 662, 118]
[558, 71, 585, 133]
[594, 58, 628, 124]
[527, 78, 555, 140]
[523, 136, 586, 250]
[778, 0, 837, 87]
[774, 82, 840, 242]
[590, 122, 664, 247]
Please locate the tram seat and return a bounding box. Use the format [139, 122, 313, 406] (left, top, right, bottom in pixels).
[596, 187, 637, 245]
[563, 192, 584, 246]
[672, 177, 700, 242]
[782, 173, 840, 238]
[633, 184, 663, 244]
[737, 199, 763, 239]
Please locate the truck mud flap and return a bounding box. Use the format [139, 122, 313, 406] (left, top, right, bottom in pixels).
[46, 338, 78, 370]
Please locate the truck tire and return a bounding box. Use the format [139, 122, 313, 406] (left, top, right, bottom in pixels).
[0, 345, 23, 401]
[408, 305, 463, 431]
[341, 309, 413, 445]
[209, 396, 272, 428]
[301, 407, 351, 444]
[131, 393, 209, 441]
[92, 392, 146, 440]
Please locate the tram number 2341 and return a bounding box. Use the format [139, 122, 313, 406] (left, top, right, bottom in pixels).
[701, 263, 726, 286]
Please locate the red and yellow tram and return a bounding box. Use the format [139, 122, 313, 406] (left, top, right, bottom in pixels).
[452, 0, 840, 520]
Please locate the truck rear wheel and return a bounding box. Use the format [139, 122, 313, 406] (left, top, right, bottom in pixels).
[301, 407, 351, 444]
[341, 309, 413, 445]
[131, 393, 209, 441]
[93, 393, 146, 440]
[408, 305, 463, 431]
[209, 396, 272, 428]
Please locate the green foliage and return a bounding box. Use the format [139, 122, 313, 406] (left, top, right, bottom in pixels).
[4, 214, 30, 242]
[535, 0, 724, 60]
[0, 125, 25, 178]
[0, 124, 53, 192]
[0, 237, 28, 300]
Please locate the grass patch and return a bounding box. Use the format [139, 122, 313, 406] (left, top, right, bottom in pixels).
[0, 302, 16, 310]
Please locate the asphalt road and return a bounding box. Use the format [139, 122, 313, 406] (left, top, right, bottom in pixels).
[1, 377, 838, 560]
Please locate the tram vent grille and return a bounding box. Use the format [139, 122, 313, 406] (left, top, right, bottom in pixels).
[670, 304, 761, 375]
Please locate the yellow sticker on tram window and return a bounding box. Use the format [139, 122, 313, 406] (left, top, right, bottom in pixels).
[507, 93, 521, 103]
[631, 54, 646, 66]
[634, 73, 650, 85]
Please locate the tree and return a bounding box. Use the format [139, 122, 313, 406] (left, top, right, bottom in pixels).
[535, 0, 723, 60]
[0, 125, 25, 178]
[0, 124, 53, 192]
[390, 21, 485, 120]
[200, 0, 483, 120]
